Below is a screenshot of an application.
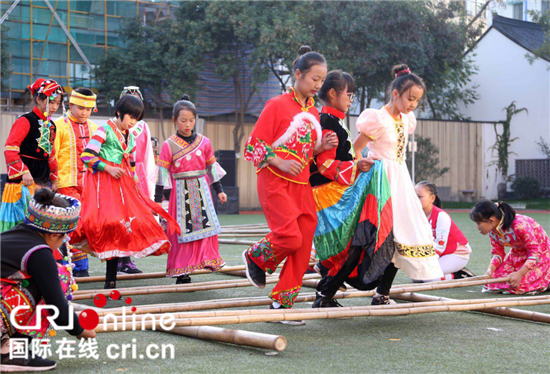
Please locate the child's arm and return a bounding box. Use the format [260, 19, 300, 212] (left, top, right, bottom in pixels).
[316, 129, 358, 186]
[486, 236, 506, 276]
[4, 116, 33, 185]
[81, 127, 125, 178]
[48, 123, 59, 189]
[509, 221, 541, 288]
[156, 141, 173, 187]
[433, 211, 452, 256]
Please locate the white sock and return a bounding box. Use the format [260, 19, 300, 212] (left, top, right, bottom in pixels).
[272, 301, 281, 309]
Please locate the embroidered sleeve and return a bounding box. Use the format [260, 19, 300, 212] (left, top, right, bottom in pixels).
[81, 127, 107, 173]
[315, 129, 357, 186]
[489, 234, 506, 269]
[48, 126, 58, 181]
[156, 141, 172, 186]
[129, 143, 138, 183]
[516, 220, 541, 270]
[244, 99, 278, 168]
[356, 109, 385, 141]
[433, 211, 452, 256]
[4, 116, 31, 179]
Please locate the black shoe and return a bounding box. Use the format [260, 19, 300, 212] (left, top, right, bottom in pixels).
[74, 269, 90, 277]
[176, 275, 191, 284]
[104, 280, 116, 289]
[453, 267, 476, 279]
[371, 294, 396, 305]
[312, 293, 343, 308]
[242, 250, 266, 289]
[117, 261, 143, 275]
[1, 351, 57, 372]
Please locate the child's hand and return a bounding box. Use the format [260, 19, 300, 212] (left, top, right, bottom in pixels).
[105, 165, 127, 179]
[508, 271, 524, 289]
[484, 264, 496, 277]
[50, 180, 58, 192]
[274, 159, 302, 176]
[322, 132, 338, 151]
[357, 158, 375, 172]
[22, 172, 34, 187]
[218, 192, 227, 204]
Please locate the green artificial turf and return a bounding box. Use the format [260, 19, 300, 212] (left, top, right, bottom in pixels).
[48, 213, 550, 373]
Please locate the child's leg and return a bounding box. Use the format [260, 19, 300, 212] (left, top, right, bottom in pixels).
[439, 254, 469, 280]
[269, 188, 317, 308]
[105, 258, 119, 288]
[317, 245, 363, 299]
[375, 262, 398, 296]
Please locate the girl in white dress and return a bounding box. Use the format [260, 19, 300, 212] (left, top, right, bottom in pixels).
[354, 64, 443, 283]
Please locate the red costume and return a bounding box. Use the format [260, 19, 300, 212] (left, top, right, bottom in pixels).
[243, 88, 323, 307]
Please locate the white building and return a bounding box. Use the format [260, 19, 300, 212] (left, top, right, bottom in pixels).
[486, 0, 550, 22]
[460, 15, 550, 199]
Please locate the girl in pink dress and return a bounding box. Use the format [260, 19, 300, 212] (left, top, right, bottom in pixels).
[157, 95, 227, 284]
[471, 199, 550, 294]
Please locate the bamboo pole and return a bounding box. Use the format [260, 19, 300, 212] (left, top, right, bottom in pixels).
[75, 261, 312, 284]
[393, 292, 550, 324]
[99, 295, 550, 324]
[159, 326, 287, 351]
[72, 274, 322, 300]
[219, 239, 256, 245]
[89, 276, 509, 317]
[96, 296, 550, 332]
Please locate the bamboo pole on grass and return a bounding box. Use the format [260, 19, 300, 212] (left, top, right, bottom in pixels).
[90, 276, 508, 317]
[96, 296, 550, 332]
[393, 292, 550, 324]
[99, 295, 550, 324]
[159, 326, 287, 351]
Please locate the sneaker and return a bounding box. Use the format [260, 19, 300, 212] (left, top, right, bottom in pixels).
[453, 267, 476, 279]
[482, 286, 502, 293]
[242, 250, 266, 289]
[268, 304, 306, 326]
[117, 261, 143, 275]
[73, 269, 90, 278]
[312, 293, 343, 308]
[104, 280, 117, 290]
[371, 294, 396, 305]
[176, 275, 191, 284]
[1, 352, 57, 372]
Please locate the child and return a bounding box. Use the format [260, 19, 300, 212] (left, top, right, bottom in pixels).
[471, 199, 550, 294]
[241, 46, 337, 322]
[1, 188, 96, 372]
[53, 87, 98, 276]
[310, 70, 395, 307]
[117, 86, 157, 275]
[354, 64, 443, 296]
[1, 79, 63, 232]
[158, 95, 227, 284]
[73, 95, 178, 289]
[415, 181, 474, 281]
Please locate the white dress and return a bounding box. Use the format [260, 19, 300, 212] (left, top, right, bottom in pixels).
[356, 107, 443, 280]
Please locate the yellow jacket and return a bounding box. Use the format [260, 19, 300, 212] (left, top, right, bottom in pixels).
[54, 113, 98, 189]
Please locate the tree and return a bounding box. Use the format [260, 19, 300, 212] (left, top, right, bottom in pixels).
[94, 18, 200, 138]
[177, 1, 296, 157]
[536, 137, 550, 159]
[1, 25, 11, 92]
[406, 135, 449, 183]
[489, 102, 527, 179]
[526, 9, 550, 64]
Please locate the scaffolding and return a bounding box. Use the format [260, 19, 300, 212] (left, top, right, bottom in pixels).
[0, 0, 173, 100]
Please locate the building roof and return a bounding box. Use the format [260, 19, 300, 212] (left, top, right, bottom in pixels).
[492, 15, 547, 58]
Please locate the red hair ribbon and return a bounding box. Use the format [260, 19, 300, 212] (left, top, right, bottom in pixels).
[396, 68, 411, 78]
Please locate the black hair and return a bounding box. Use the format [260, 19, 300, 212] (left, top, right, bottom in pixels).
[318, 70, 356, 102]
[115, 94, 144, 121]
[470, 199, 516, 231]
[172, 94, 197, 120]
[33, 91, 64, 105]
[34, 188, 70, 208]
[416, 180, 442, 209]
[73, 87, 95, 97]
[387, 63, 426, 101]
[292, 45, 326, 74]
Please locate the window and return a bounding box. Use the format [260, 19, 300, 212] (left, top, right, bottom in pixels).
[543, 1, 550, 14]
[513, 2, 523, 20]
